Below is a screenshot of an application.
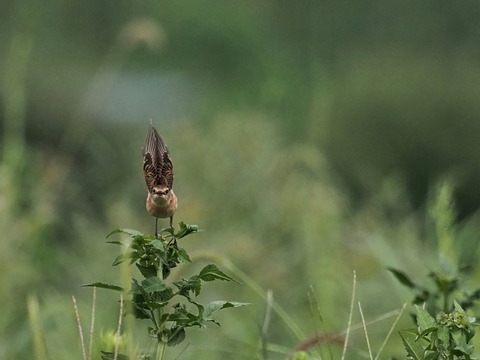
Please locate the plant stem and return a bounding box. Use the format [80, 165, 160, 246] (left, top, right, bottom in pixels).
[157, 342, 166, 360]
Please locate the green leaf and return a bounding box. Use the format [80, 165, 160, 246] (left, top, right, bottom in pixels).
[187, 298, 205, 316]
[177, 247, 191, 262]
[399, 330, 425, 360]
[141, 277, 167, 293]
[416, 327, 438, 341]
[150, 239, 164, 250]
[136, 264, 157, 278]
[160, 227, 175, 236]
[437, 325, 450, 345]
[453, 300, 465, 312]
[198, 264, 240, 284]
[112, 253, 133, 266]
[175, 222, 202, 239]
[415, 305, 436, 332]
[174, 277, 202, 297]
[167, 327, 186, 346]
[424, 352, 440, 360]
[82, 282, 124, 292]
[168, 311, 191, 322]
[157, 287, 174, 302]
[204, 301, 250, 319]
[388, 267, 416, 289]
[124, 300, 151, 320]
[106, 240, 125, 245]
[106, 228, 144, 238]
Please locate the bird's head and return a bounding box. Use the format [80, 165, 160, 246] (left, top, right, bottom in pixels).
[151, 186, 170, 203]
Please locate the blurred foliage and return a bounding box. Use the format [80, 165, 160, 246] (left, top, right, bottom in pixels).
[2, 0, 480, 359]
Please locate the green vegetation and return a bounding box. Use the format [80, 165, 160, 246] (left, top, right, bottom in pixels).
[84, 225, 248, 360]
[2, 1, 480, 359]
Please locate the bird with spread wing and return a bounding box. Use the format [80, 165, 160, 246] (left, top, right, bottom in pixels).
[143, 124, 177, 236]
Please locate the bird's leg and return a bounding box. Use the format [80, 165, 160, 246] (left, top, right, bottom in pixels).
[155, 217, 158, 238]
[169, 216, 177, 248]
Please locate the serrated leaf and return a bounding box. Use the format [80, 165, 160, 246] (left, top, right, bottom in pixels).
[415, 305, 436, 332]
[82, 282, 124, 292]
[399, 330, 425, 360]
[388, 267, 416, 289]
[141, 277, 167, 293]
[136, 264, 157, 278]
[198, 264, 240, 284]
[437, 325, 450, 344]
[106, 228, 144, 239]
[204, 301, 250, 319]
[167, 327, 186, 346]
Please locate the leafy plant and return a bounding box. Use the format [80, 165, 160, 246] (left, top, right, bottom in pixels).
[388, 266, 480, 316]
[399, 302, 478, 360]
[391, 185, 480, 359]
[84, 222, 248, 360]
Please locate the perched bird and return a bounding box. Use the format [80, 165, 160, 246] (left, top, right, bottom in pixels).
[143, 124, 178, 235]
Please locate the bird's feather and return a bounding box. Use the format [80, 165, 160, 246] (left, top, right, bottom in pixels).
[143, 125, 174, 192]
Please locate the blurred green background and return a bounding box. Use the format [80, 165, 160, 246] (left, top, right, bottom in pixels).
[2, 0, 480, 359]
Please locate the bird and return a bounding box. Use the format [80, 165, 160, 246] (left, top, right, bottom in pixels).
[143, 124, 178, 236]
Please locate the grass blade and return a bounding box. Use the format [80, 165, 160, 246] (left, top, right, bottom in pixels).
[341, 270, 357, 360]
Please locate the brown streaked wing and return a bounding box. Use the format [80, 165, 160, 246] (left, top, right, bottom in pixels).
[144, 125, 169, 165]
[143, 125, 174, 191]
[143, 153, 157, 192]
[159, 152, 174, 190]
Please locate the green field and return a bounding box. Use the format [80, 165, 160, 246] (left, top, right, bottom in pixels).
[2, 1, 480, 359]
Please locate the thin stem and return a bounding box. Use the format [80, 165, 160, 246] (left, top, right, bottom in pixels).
[341, 270, 356, 360]
[259, 289, 273, 360]
[358, 302, 373, 360]
[374, 303, 406, 360]
[221, 258, 306, 341]
[72, 296, 87, 360]
[149, 309, 159, 329]
[88, 287, 97, 360]
[113, 294, 124, 360]
[157, 341, 166, 360]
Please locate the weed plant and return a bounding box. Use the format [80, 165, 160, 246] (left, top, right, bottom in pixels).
[84, 223, 248, 360]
